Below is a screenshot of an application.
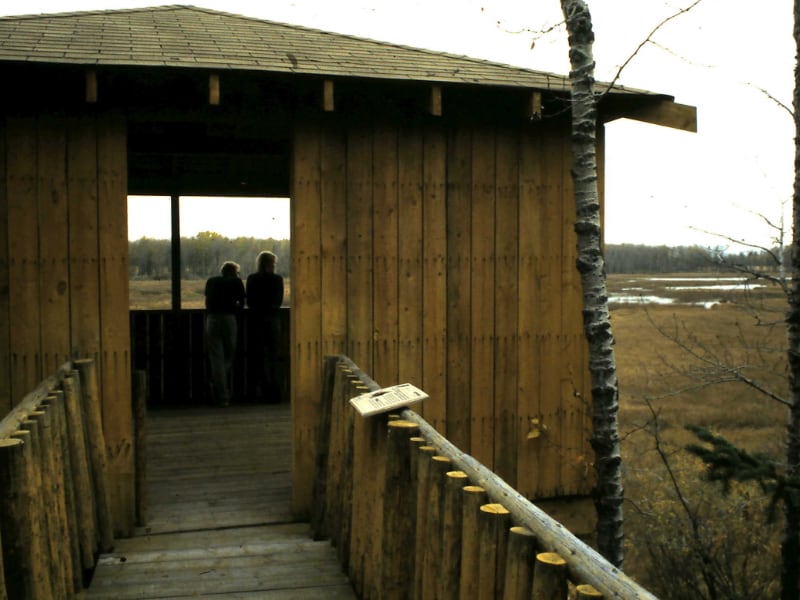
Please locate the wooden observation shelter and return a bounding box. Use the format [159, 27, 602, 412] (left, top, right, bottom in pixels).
[0, 5, 696, 535]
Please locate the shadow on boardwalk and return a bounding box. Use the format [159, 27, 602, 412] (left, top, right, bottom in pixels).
[86, 404, 355, 599]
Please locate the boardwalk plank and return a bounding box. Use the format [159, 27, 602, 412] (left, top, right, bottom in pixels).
[86, 405, 355, 599]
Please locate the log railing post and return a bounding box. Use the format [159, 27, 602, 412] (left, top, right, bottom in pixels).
[14, 421, 52, 599]
[422, 455, 452, 599]
[74, 358, 114, 552]
[133, 369, 148, 528]
[441, 470, 469, 599]
[311, 355, 339, 540]
[503, 526, 537, 600]
[576, 583, 603, 599]
[413, 445, 437, 599]
[532, 552, 568, 600]
[477, 503, 510, 600]
[0, 437, 35, 599]
[63, 375, 99, 574]
[459, 485, 488, 600]
[28, 409, 67, 598]
[49, 390, 83, 593]
[381, 419, 420, 599]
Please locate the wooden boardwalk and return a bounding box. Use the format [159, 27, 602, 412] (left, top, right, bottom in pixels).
[85, 404, 355, 599]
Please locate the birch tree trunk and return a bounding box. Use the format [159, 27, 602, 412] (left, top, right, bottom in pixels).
[560, 0, 624, 568]
[783, 3, 800, 598]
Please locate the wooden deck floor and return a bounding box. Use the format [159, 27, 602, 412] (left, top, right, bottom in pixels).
[85, 404, 355, 599]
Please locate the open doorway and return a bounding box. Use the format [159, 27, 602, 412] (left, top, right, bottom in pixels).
[127, 195, 291, 405]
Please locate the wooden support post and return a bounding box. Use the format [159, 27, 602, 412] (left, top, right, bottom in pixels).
[381, 419, 420, 600]
[477, 503, 511, 600]
[74, 358, 114, 552]
[441, 470, 469, 599]
[323, 79, 335, 112]
[459, 485, 488, 600]
[413, 445, 437, 600]
[85, 70, 97, 103]
[133, 369, 147, 527]
[209, 73, 220, 105]
[422, 455, 452, 599]
[576, 584, 604, 598]
[0, 437, 35, 599]
[63, 375, 98, 572]
[502, 526, 537, 600]
[532, 552, 568, 600]
[429, 84, 442, 116]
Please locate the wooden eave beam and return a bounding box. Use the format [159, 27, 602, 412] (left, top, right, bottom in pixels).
[429, 84, 442, 117]
[85, 70, 97, 103]
[322, 79, 334, 112]
[604, 98, 697, 133]
[209, 73, 220, 105]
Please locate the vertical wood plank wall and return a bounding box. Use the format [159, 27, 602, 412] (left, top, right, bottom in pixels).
[291, 118, 595, 516]
[0, 113, 134, 535]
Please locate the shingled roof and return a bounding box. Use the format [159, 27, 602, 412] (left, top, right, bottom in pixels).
[0, 4, 650, 96]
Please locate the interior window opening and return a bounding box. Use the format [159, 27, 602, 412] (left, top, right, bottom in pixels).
[128, 195, 291, 310]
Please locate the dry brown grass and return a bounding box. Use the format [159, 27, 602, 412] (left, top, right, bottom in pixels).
[129, 278, 291, 310]
[609, 274, 787, 597]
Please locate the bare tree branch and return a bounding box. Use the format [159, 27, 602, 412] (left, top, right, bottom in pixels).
[602, 0, 704, 95]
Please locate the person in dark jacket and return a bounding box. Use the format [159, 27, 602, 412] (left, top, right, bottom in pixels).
[205, 261, 245, 406]
[246, 251, 284, 403]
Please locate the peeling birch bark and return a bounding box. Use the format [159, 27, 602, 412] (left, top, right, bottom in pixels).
[560, 0, 624, 568]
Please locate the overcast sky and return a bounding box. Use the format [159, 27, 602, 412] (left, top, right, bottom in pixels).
[3, 1, 794, 248]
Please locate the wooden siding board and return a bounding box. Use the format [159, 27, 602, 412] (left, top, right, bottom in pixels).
[36, 116, 70, 374]
[371, 125, 399, 386]
[559, 129, 590, 496]
[516, 128, 543, 499]
[98, 112, 135, 534]
[493, 128, 519, 486]
[0, 118, 10, 413]
[420, 125, 447, 429]
[345, 127, 373, 373]
[67, 115, 100, 361]
[291, 124, 322, 517]
[537, 125, 566, 498]
[320, 124, 347, 357]
[445, 127, 471, 450]
[397, 127, 423, 390]
[7, 116, 41, 398]
[469, 126, 495, 468]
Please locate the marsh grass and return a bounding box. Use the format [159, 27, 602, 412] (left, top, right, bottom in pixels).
[610, 274, 788, 597]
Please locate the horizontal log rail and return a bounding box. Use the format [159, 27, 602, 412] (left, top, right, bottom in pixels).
[312, 355, 657, 600]
[0, 359, 114, 600]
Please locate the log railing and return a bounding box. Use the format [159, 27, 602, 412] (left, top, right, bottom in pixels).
[312, 355, 657, 600]
[0, 359, 114, 600]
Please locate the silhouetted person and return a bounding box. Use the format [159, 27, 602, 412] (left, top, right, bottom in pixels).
[246, 251, 284, 403]
[205, 261, 245, 406]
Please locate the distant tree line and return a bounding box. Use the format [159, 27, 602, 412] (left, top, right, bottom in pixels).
[129, 237, 779, 279]
[604, 243, 781, 274]
[129, 233, 291, 280]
